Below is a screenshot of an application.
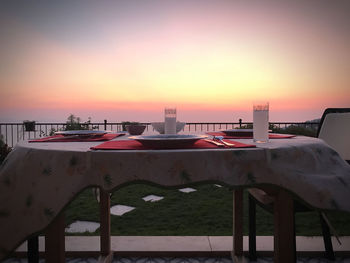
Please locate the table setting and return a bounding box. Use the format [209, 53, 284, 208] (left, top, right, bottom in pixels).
[90, 134, 256, 150]
[28, 130, 125, 142]
[88, 107, 257, 150]
[26, 104, 294, 150]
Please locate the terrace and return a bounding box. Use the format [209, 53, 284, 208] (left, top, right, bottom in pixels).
[1, 119, 349, 263]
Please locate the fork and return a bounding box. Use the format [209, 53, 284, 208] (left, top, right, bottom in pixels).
[214, 136, 235, 147]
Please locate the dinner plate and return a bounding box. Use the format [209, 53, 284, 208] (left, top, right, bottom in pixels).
[54, 130, 108, 137]
[221, 129, 272, 136]
[130, 134, 207, 149]
[221, 129, 253, 136]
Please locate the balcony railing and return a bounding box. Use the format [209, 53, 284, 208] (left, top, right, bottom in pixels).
[0, 120, 320, 148]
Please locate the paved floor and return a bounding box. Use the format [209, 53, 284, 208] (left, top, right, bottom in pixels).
[12, 236, 350, 253]
[3, 236, 350, 263]
[3, 256, 350, 263]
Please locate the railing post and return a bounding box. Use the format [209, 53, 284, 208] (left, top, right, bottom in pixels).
[239, 118, 242, 128]
[11, 124, 13, 147]
[104, 120, 107, 131]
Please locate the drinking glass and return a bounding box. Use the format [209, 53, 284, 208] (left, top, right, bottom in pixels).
[164, 107, 176, 134]
[253, 102, 269, 143]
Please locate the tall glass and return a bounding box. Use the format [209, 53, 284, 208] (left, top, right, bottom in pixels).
[253, 102, 269, 143]
[164, 107, 176, 134]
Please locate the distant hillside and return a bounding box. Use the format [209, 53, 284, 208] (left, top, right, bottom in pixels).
[305, 118, 320, 123]
[272, 119, 320, 137]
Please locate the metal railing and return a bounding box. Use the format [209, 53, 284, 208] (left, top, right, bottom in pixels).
[0, 120, 320, 148]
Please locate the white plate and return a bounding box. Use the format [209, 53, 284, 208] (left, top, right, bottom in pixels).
[54, 130, 108, 137]
[221, 129, 271, 136]
[221, 129, 253, 136]
[130, 134, 207, 149]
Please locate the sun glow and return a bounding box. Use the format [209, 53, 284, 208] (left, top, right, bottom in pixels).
[1, 1, 349, 122]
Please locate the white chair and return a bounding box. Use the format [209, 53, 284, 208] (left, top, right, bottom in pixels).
[248, 108, 350, 261]
[318, 109, 350, 163]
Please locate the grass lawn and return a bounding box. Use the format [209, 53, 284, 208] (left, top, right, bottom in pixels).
[65, 184, 350, 236]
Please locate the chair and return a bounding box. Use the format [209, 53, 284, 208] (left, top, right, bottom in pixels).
[317, 108, 350, 164]
[248, 108, 350, 261]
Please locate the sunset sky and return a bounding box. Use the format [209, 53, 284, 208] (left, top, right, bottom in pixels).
[0, 0, 349, 123]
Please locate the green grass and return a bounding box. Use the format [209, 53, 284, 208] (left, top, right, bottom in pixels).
[64, 184, 350, 236]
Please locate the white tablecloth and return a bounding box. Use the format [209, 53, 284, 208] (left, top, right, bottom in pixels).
[0, 135, 349, 259]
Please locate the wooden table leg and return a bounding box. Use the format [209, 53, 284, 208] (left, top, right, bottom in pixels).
[45, 212, 65, 263]
[99, 189, 113, 263]
[27, 236, 39, 263]
[232, 189, 244, 261]
[274, 190, 296, 263]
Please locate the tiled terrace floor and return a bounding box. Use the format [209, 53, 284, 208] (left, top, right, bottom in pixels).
[4, 256, 350, 263]
[3, 236, 350, 262]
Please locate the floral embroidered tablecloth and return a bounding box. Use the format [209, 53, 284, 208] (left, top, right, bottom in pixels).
[0, 136, 349, 259]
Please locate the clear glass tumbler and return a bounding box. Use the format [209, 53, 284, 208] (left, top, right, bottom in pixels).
[164, 107, 177, 134]
[253, 102, 269, 143]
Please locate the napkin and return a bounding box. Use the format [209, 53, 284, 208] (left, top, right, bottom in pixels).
[91, 139, 256, 150]
[207, 132, 296, 139]
[29, 133, 124, 142]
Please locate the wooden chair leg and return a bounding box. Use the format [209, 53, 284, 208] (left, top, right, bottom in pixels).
[273, 190, 295, 263]
[248, 194, 257, 261]
[319, 213, 335, 260]
[233, 190, 243, 257]
[27, 236, 39, 263]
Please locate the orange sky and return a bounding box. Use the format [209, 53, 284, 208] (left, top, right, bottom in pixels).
[0, 0, 349, 122]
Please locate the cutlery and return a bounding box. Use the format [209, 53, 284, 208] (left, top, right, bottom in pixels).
[214, 136, 235, 147]
[45, 135, 82, 141]
[204, 139, 225, 147]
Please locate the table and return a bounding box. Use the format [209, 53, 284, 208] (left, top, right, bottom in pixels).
[1, 136, 350, 262]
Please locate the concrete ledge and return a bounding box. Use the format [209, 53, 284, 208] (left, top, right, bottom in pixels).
[13, 236, 350, 258]
[210, 236, 350, 252]
[112, 236, 212, 252]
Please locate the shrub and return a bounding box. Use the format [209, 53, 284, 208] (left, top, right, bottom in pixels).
[65, 114, 92, 130]
[0, 135, 11, 164]
[121, 121, 140, 131]
[271, 124, 317, 137]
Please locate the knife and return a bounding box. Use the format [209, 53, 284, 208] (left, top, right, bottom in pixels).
[204, 139, 225, 147]
[45, 135, 81, 141]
